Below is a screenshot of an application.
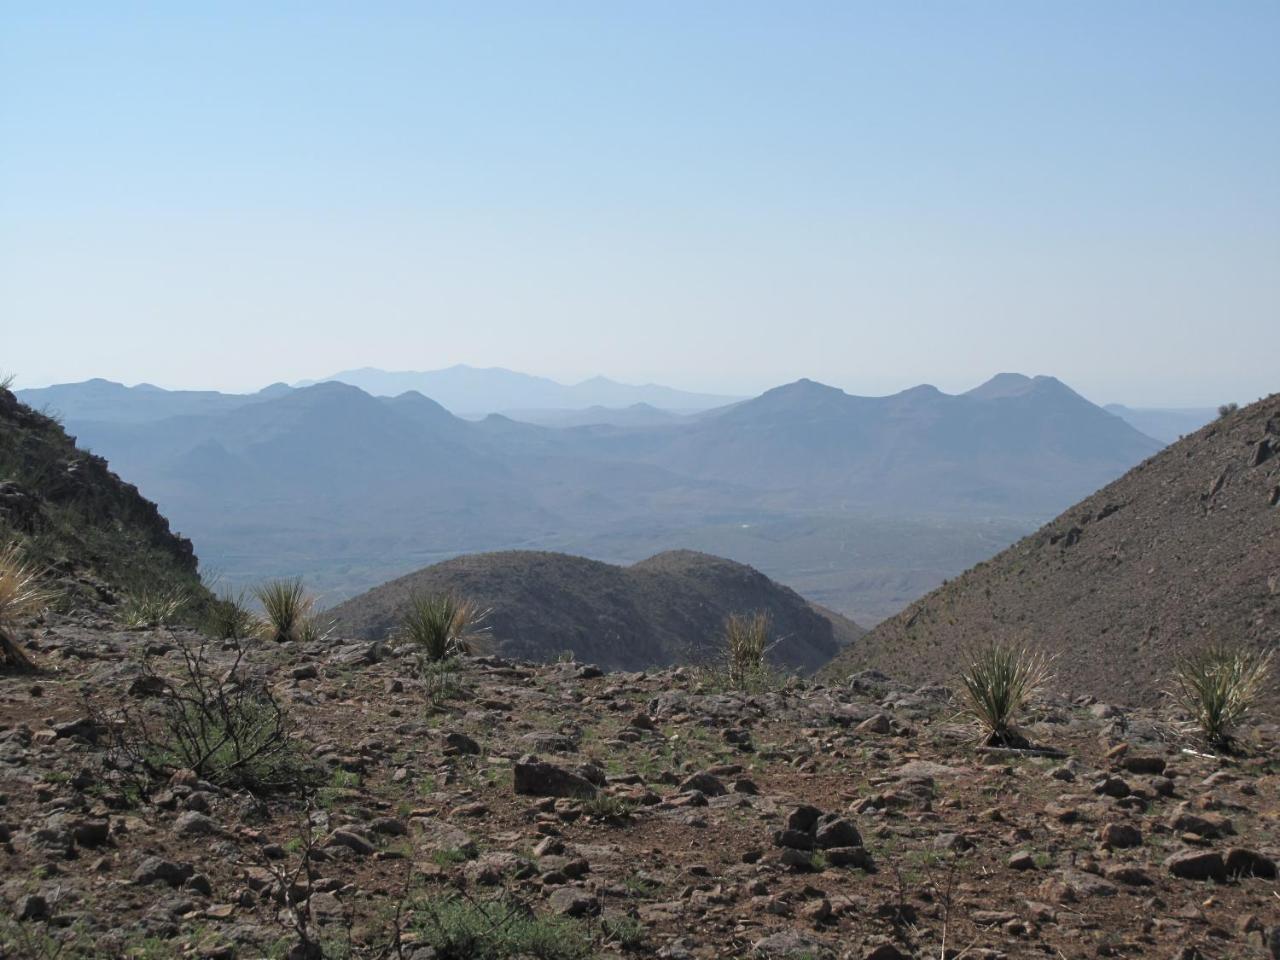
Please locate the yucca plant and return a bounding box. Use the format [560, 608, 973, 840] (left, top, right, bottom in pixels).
[399, 592, 488, 664]
[723, 611, 775, 689]
[120, 586, 189, 628]
[0, 541, 51, 670]
[253, 578, 314, 643]
[957, 643, 1054, 747]
[1171, 644, 1273, 750]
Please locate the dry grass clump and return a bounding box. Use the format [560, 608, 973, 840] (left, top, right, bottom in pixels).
[957, 643, 1054, 747]
[1171, 643, 1273, 750]
[723, 611, 776, 689]
[253, 578, 315, 643]
[400, 592, 489, 664]
[120, 586, 189, 628]
[0, 541, 51, 670]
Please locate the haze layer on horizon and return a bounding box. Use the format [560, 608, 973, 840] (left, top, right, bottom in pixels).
[3, 3, 1277, 407]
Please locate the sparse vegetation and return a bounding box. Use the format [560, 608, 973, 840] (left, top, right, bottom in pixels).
[411, 894, 593, 960]
[205, 588, 257, 640]
[0, 540, 50, 670]
[722, 610, 776, 689]
[400, 591, 489, 664]
[1217, 402, 1238, 418]
[254, 578, 315, 643]
[1171, 643, 1273, 750]
[99, 632, 317, 796]
[120, 586, 189, 628]
[956, 643, 1054, 747]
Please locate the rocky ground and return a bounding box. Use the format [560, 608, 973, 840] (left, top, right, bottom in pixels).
[1, 615, 1278, 959]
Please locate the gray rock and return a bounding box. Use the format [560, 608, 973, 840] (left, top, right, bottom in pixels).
[1164, 849, 1227, 882]
[1224, 847, 1277, 879]
[173, 811, 218, 837]
[678, 772, 726, 797]
[326, 829, 376, 857]
[814, 815, 861, 849]
[133, 856, 195, 887]
[513, 760, 597, 798]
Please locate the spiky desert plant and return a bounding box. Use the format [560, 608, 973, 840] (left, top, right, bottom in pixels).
[1171, 644, 1273, 750]
[0, 541, 52, 670]
[723, 611, 775, 688]
[957, 643, 1054, 747]
[253, 578, 314, 643]
[400, 592, 489, 664]
[120, 586, 189, 628]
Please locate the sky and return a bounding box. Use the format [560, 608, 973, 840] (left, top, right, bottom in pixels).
[2, 2, 1277, 407]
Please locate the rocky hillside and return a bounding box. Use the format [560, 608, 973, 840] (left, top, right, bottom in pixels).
[0, 384, 205, 605]
[1, 616, 1277, 959]
[326, 550, 863, 673]
[826, 393, 1280, 704]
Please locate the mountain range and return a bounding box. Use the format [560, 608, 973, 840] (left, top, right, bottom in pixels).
[18, 372, 1161, 622]
[295, 365, 739, 415]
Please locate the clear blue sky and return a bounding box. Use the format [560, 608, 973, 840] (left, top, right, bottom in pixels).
[2, 2, 1276, 406]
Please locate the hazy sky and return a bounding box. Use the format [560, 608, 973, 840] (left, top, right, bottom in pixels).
[2, 3, 1277, 406]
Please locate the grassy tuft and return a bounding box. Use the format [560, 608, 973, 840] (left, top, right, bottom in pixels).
[253, 578, 314, 643]
[120, 586, 189, 628]
[1171, 644, 1273, 750]
[956, 643, 1053, 747]
[400, 592, 489, 664]
[722, 611, 775, 689]
[411, 894, 592, 960]
[0, 540, 51, 670]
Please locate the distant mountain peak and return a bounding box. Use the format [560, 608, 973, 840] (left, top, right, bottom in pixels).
[965, 372, 1035, 399]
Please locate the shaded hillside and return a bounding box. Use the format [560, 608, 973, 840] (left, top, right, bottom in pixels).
[326, 549, 862, 672]
[0, 385, 205, 602]
[825, 394, 1280, 704]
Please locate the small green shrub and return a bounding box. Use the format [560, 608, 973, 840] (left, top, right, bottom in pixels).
[254, 578, 314, 643]
[0, 540, 50, 670]
[1172, 644, 1273, 750]
[1217, 402, 1238, 418]
[581, 793, 635, 821]
[957, 643, 1053, 747]
[421, 657, 464, 709]
[205, 588, 257, 640]
[101, 634, 318, 796]
[400, 592, 489, 664]
[411, 894, 592, 960]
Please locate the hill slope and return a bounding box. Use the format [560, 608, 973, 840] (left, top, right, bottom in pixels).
[0, 385, 205, 603]
[825, 394, 1280, 704]
[326, 549, 863, 672]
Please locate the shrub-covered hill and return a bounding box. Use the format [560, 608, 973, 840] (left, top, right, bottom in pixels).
[824, 393, 1280, 704]
[326, 549, 864, 672]
[0, 383, 207, 606]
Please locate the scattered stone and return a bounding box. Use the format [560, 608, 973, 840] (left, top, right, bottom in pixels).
[513, 760, 598, 798]
[1164, 849, 1227, 882]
